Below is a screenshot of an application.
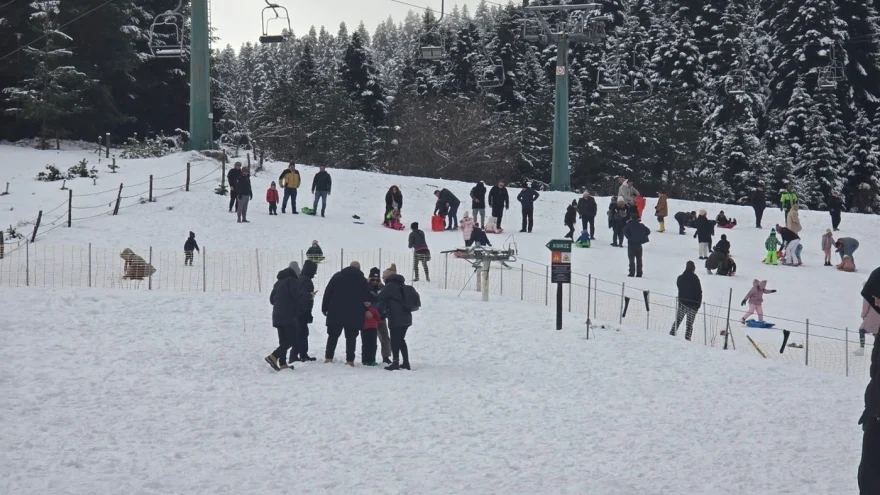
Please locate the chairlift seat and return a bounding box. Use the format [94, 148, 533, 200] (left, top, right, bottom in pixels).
[598, 85, 622, 93]
[260, 35, 287, 44]
[478, 79, 503, 89]
[420, 46, 444, 60]
[155, 48, 185, 57]
[148, 11, 186, 59]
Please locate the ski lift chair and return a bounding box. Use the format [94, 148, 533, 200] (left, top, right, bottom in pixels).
[725, 71, 748, 95]
[585, 20, 606, 44]
[597, 66, 623, 93]
[478, 65, 505, 89]
[260, 1, 292, 44]
[522, 18, 546, 43]
[420, 45, 444, 60]
[626, 77, 652, 101]
[817, 66, 842, 90]
[148, 11, 186, 58]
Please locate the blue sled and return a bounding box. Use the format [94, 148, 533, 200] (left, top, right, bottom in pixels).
[745, 320, 775, 328]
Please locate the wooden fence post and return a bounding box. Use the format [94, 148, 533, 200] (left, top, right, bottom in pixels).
[67, 189, 72, 227]
[105, 132, 110, 158]
[0, 231, 4, 260]
[148, 175, 153, 202]
[185, 163, 190, 191]
[30, 210, 42, 243]
[113, 183, 123, 215]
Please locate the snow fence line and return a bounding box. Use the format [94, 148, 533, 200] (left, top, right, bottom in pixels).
[0, 243, 870, 381]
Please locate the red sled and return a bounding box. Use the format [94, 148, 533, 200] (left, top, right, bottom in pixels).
[718, 223, 736, 229]
[383, 222, 404, 231]
[634, 196, 646, 218]
[431, 215, 446, 232]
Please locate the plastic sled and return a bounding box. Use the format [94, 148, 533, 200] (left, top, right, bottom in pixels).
[718, 223, 736, 229]
[353, 221, 364, 225]
[301, 207, 315, 215]
[306, 255, 324, 263]
[383, 222, 405, 231]
[745, 320, 775, 328]
[575, 241, 591, 248]
[431, 215, 445, 232]
[634, 196, 646, 217]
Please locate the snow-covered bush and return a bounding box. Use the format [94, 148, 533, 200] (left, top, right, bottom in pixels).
[36, 165, 64, 182]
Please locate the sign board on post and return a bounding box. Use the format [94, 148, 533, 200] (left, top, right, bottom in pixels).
[546, 239, 573, 330]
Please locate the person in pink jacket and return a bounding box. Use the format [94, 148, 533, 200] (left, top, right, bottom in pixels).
[460, 211, 475, 247]
[740, 279, 777, 323]
[858, 290, 880, 356]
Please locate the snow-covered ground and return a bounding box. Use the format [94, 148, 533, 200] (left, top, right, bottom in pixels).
[0, 287, 864, 494]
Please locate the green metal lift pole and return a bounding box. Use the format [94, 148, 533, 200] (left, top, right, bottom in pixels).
[184, 0, 214, 151]
[550, 34, 571, 192]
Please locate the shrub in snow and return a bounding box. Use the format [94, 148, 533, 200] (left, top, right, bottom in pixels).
[36, 165, 64, 182]
[67, 159, 97, 179]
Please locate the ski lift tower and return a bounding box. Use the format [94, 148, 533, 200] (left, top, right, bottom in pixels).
[523, 2, 609, 191]
[184, 0, 214, 151]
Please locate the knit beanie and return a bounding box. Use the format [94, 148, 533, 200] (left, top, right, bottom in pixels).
[369, 267, 380, 280]
[411, 222, 419, 230]
[382, 263, 398, 281]
[699, 209, 707, 216]
[720, 234, 727, 240]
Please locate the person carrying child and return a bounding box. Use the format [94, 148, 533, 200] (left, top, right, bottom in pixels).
[764, 229, 779, 265]
[306, 240, 325, 263]
[822, 229, 835, 267]
[740, 279, 777, 323]
[856, 283, 880, 356]
[267, 181, 279, 215]
[184, 231, 199, 266]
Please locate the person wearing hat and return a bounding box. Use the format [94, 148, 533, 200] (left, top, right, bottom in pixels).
[266, 261, 309, 371]
[378, 265, 415, 370]
[408, 222, 431, 282]
[183, 231, 199, 266]
[306, 240, 325, 263]
[764, 229, 780, 265]
[322, 261, 370, 366]
[670, 261, 702, 341]
[369, 266, 393, 364]
[266, 181, 279, 215]
[821, 229, 835, 266]
[828, 190, 843, 231]
[859, 267, 880, 493]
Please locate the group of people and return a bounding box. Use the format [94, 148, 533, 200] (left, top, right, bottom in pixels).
[265, 260, 420, 372]
[431, 181, 542, 234]
[227, 162, 333, 221]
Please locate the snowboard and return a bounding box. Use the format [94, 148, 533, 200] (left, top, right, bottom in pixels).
[745, 319, 775, 328]
[301, 207, 316, 215]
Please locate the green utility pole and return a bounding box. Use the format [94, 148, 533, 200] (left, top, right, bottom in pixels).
[184, 0, 214, 151]
[551, 35, 571, 192]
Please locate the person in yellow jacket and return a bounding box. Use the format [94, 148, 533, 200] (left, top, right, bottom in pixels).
[279, 162, 301, 214]
[779, 184, 797, 222]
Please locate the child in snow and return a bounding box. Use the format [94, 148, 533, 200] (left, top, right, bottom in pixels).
[184, 232, 199, 266]
[764, 230, 779, 265]
[460, 211, 475, 246]
[564, 200, 578, 239]
[716, 211, 737, 228]
[837, 255, 856, 272]
[384, 202, 403, 229]
[821, 229, 835, 266]
[361, 298, 381, 366]
[306, 240, 325, 263]
[575, 230, 591, 248]
[267, 182, 279, 215]
[857, 284, 880, 356]
[470, 226, 492, 247]
[740, 279, 777, 323]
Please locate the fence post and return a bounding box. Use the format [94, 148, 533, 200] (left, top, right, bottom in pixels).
[520, 264, 524, 301]
[247, 153, 251, 169]
[805, 319, 810, 366]
[500, 261, 503, 297]
[105, 132, 110, 158]
[185, 163, 191, 191]
[444, 252, 448, 290]
[88, 242, 92, 287]
[148, 246, 153, 290]
[113, 183, 123, 215]
[221, 154, 226, 190]
[544, 265, 549, 306]
[67, 189, 72, 227]
[379, 248, 383, 276]
[703, 303, 708, 346]
[25, 241, 29, 286]
[722, 288, 733, 350]
[256, 248, 262, 293]
[202, 246, 207, 292]
[340, 248, 344, 271]
[586, 275, 591, 339]
[0, 231, 4, 260]
[568, 279, 572, 312]
[30, 210, 42, 242]
[618, 282, 625, 324]
[148, 175, 153, 202]
[845, 326, 849, 377]
[593, 278, 598, 319]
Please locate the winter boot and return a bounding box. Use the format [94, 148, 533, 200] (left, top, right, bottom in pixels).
[300, 354, 317, 362]
[658, 220, 665, 233]
[324, 358, 334, 364]
[265, 354, 281, 371]
[383, 357, 392, 364]
[279, 362, 292, 370]
[363, 362, 379, 366]
[855, 347, 866, 356]
[385, 361, 401, 371]
[345, 361, 355, 367]
[400, 362, 411, 370]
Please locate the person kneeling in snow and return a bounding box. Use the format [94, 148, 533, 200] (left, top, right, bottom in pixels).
[384, 202, 404, 230]
[120, 248, 156, 280]
[740, 279, 776, 324]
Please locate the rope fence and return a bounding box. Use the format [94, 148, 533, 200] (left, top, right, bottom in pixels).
[0, 244, 870, 380]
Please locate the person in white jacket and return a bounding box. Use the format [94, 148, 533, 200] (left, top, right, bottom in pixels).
[617, 178, 640, 206]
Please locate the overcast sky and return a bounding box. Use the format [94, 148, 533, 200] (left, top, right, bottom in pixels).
[211, 0, 493, 50]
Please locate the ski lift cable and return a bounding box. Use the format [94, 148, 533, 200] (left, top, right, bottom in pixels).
[0, 0, 118, 63]
[0, 0, 19, 11]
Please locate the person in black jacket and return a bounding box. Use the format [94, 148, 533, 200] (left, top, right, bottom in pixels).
[610, 199, 629, 247]
[434, 189, 461, 230]
[265, 262, 309, 370]
[622, 214, 650, 277]
[670, 261, 702, 341]
[673, 211, 690, 235]
[752, 184, 766, 228]
[517, 182, 540, 233]
[488, 181, 510, 229]
[713, 234, 730, 255]
[378, 270, 415, 370]
[861, 267, 880, 494]
[183, 231, 199, 266]
[693, 210, 715, 259]
[385, 185, 403, 225]
[564, 200, 577, 238]
[235, 167, 253, 223]
[470, 181, 487, 228]
[829, 190, 843, 231]
[322, 261, 370, 366]
[294, 260, 318, 362]
[408, 222, 431, 282]
[227, 162, 242, 212]
[577, 192, 597, 239]
[311, 165, 332, 217]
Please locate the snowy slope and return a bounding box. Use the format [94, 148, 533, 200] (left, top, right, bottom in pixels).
[0, 287, 863, 495]
[0, 145, 875, 341]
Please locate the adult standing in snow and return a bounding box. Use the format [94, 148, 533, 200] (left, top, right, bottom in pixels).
[235, 167, 253, 223]
[227, 162, 242, 213]
[859, 267, 880, 494]
[835, 237, 860, 262]
[517, 182, 540, 233]
[379, 266, 415, 371]
[622, 213, 650, 278]
[564, 200, 577, 239]
[470, 181, 487, 228]
[693, 210, 715, 259]
[670, 261, 702, 341]
[434, 189, 461, 230]
[311, 165, 332, 217]
[779, 184, 797, 222]
[655, 191, 668, 233]
[775, 224, 801, 266]
[385, 185, 403, 225]
[408, 222, 431, 282]
[828, 191, 844, 231]
[265, 262, 308, 371]
[610, 199, 628, 247]
[617, 178, 640, 206]
[752, 184, 766, 228]
[488, 181, 510, 230]
[294, 260, 318, 362]
[279, 162, 301, 214]
[786, 203, 802, 234]
[322, 261, 370, 367]
[577, 192, 597, 239]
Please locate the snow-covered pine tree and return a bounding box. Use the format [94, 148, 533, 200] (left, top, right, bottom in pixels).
[846, 111, 880, 213]
[341, 31, 386, 128]
[839, 0, 880, 122]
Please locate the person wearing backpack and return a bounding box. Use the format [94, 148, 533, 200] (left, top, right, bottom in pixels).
[379, 266, 420, 370]
[278, 163, 301, 214]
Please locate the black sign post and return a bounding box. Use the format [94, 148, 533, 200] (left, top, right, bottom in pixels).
[546, 239, 572, 330]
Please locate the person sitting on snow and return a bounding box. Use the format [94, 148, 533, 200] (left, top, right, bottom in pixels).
[384, 202, 403, 230]
[575, 230, 591, 248]
[714, 234, 730, 255]
[470, 226, 491, 247]
[716, 211, 737, 228]
[717, 255, 736, 276]
[306, 240, 325, 263]
[837, 254, 856, 272]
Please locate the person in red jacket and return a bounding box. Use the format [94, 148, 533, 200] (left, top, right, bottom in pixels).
[267, 181, 279, 215]
[361, 299, 381, 366]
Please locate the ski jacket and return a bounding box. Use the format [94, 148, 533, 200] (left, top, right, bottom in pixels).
[578, 195, 598, 218]
[836, 237, 859, 257]
[470, 182, 487, 210]
[713, 238, 730, 254]
[184, 235, 199, 252]
[611, 205, 629, 228]
[676, 270, 703, 310]
[617, 183, 640, 205]
[828, 195, 843, 214]
[267, 188, 279, 203]
[459, 216, 475, 241]
[279, 169, 301, 189]
[863, 299, 880, 335]
[470, 227, 491, 246]
[378, 274, 413, 328]
[363, 306, 381, 330]
[743, 279, 773, 305]
[306, 246, 324, 260]
[776, 226, 799, 244]
[765, 235, 779, 251]
[322, 266, 370, 329]
[693, 216, 715, 243]
[786, 205, 802, 233]
[434, 199, 449, 217]
[488, 186, 509, 210]
[408, 228, 429, 253]
[312, 171, 332, 193]
[705, 251, 727, 271]
[752, 189, 766, 209]
[270, 268, 308, 327]
[227, 168, 242, 191]
[438, 188, 460, 207]
[863, 267, 880, 314]
[385, 187, 403, 210]
[236, 175, 253, 198]
[517, 188, 540, 208]
[120, 248, 156, 279]
[780, 190, 797, 210]
[299, 260, 318, 323]
[716, 213, 730, 225]
[622, 218, 650, 245]
[564, 204, 577, 226]
[821, 232, 835, 251]
[674, 211, 689, 224]
[655, 194, 668, 218]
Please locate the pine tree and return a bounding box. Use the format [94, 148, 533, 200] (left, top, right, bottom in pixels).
[838, 0, 880, 121]
[846, 111, 880, 212]
[341, 31, 386, 128]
